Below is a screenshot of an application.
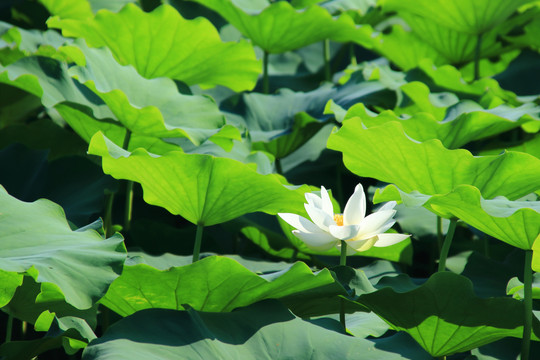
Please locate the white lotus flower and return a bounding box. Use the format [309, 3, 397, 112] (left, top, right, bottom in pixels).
[278, 183, 410, 254]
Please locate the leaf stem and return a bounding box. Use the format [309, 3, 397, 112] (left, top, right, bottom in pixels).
[263, 50, 269, 94]
[436, 216, 443, 253]
[349, 42, 357, 66]
[5, 314, 13, 342]
[122, 129, 133, 232]
[437, 219, 457, 272]
[104, 191, 115, 238]
[339, 240, 347, 329]
[473, 33, 483, 81]
[323, 39, 331, 82]
[192, 223, 204, 263]
[521, 250, 533, 360]
[124, 181, 134, 232]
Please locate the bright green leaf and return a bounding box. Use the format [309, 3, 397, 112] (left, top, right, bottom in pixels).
[426, 185, 540, 249]
[187, 0, 375, 53]
[327, 120, 540, 201]
[89, 132, 310, 226]
[66, 41, 227, 146]
[48, 4, 261, 91]
[100, 256, 343, 316]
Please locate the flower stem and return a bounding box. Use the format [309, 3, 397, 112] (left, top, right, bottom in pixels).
[340, 240, 347, 266]
[521, 249, 533, 360]
[339, 240, 347, 329]
[323, 39, 331, 82]
[192, 223, 204, 263]
[263, 50, 269, 94]
[122, 129, 133, 232]
[473, 33, 483, 81]
[437, 219, 457, 272]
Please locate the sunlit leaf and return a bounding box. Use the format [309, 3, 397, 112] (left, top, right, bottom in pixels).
[327, 120, 540, 201]
[48, 4, 260, 91]
[187, 0, 375, 53]
[100, 256, 343, 317]
[425, 185, 540, 249]
[89, 132, 311, 226]
[381, 0, 531, 34]
[65, 41, 227, 146]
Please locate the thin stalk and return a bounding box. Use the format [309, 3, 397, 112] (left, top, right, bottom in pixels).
[122, 129, 133, 232]
[323, 39, 331, 82]
[349, 43, 357, 66]
[339, 240, 347, 328]
[340, 240, 347, 266]
[124, 181, 134, 232]
[473, 33, 483, 81]
[436, 216, 443, 253]
[5, 314, 13, 342]
[263, 51, 269, 94]
[104, 191, 115, 238]
[521, 250, 533, 360]
[192, 224, 204, 263]
[437, 219, 458, 272]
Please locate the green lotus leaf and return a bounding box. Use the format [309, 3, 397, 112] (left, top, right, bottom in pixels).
[82, 300, 412, 360]
[187, 0, 375, 53]
[0, 313, 96, 360]
[99, 256, 343, 317]
[0, 270, 23, 308]
[357, 271, 540, 357]
[48, 4, 260, 91]
[327, 120, 540, 201]
[381, 0, 531, 35]
[0, 185, 126, 309]
[39, 0, 93, 20]
[424, 185, 540, 250]
[505, 16, 540, 50]
[4, 275, 98, 329]
[237, 80, 390, 159]
[415, 59, 499, 96]
[372, 25, 446, 71]
[38, 0, 137, 19]
[0, 55, 112, 118]
[126, 251, 294, 274]
[480, 133, 540, 159]
[396, 13, 518, 65]
[65, 41, 227, 146]
[0, 21, 68, 65]
[506, 274, 540, 300]
[88, 132, 311, 226]
[343, 97, 539, 149]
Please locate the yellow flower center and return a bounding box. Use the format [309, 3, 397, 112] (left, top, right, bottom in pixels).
[334, 214, 344, 226]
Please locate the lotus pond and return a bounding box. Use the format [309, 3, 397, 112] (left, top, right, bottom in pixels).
[1, 0, 540, 359]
